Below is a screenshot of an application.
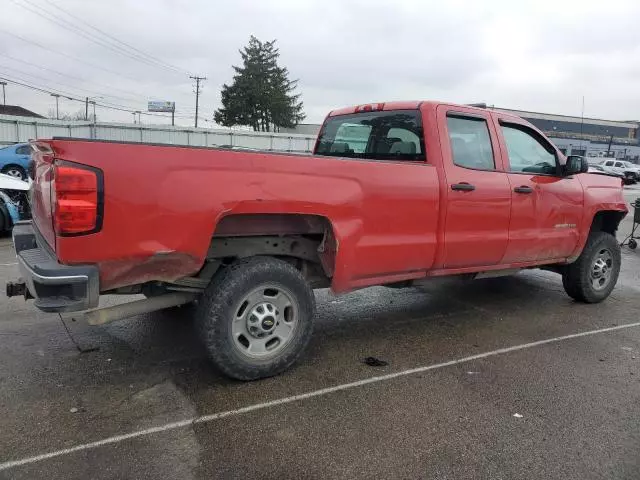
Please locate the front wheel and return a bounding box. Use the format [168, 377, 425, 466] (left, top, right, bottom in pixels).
[562, 231, 621, 303]
[197, 257, 315, 380]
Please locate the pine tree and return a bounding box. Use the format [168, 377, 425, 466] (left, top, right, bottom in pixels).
[214, 36, 305, 132]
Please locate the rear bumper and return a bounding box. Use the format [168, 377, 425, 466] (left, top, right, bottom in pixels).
[12, 222, 99, 312]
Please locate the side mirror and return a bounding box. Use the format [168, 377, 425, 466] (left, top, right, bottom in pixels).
[565, 155, 589, 175]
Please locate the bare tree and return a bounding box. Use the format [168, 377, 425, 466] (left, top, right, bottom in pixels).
[47, 109, 91, 121]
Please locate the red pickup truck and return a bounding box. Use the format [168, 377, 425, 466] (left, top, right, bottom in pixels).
[8, 101, 627, 380]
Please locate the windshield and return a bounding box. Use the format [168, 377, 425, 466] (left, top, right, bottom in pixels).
[315, 110, 425, 161]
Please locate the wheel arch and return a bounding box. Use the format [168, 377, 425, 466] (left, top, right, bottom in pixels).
[590, 210, 626, 235]
[207, 213, 338, 287]
[1, 163, 27, 174]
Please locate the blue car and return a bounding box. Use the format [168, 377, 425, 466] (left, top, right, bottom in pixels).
[0, 143, 32, 180]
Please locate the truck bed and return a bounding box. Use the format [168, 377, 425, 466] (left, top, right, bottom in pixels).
[32, 137, 440, 293]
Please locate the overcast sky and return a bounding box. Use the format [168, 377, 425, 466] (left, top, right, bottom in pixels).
[1, 0, 639, 127]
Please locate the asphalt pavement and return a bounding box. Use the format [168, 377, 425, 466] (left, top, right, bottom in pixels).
[0, 192, 639, 479]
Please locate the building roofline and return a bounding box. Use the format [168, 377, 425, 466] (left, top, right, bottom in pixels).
[494, 107, 637, 129]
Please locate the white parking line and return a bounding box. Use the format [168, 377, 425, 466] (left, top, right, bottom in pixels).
[0, 262, 17, 266]
[2, 320, 640, 472]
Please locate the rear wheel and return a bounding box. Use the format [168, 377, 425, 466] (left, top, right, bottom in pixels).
[1, 165, 27, 181]
[197, 257, 315, 380]
[562, 231, 621, 303]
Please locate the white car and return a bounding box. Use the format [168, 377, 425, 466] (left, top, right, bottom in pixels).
[600, 159, 640, 182]
[0, 172, 31, 233]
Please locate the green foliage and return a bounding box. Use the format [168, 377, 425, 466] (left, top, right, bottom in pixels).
[214, 36, 305, 132]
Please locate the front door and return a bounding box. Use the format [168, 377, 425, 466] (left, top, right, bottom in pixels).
[437, 106, 511, 268]
[495, 117, 584, 263]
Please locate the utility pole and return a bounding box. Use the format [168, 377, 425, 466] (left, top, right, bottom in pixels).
[51, 93, 60, 120]
[190, 75, 206, 128]
[171, 103, 175, 127]
[90, 101, 96, 122]
[85, 96, 89, 121]
[0, 81, 6, 105]
[607, 134, 614, 156]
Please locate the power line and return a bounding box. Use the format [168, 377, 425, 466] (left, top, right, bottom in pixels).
[190, 75, 206, 128]
[12, 0, 188, 78]
[0, 31, 196, 116]
[0, 28, 143, 83]
[0, 52, 150, 103]
[39, 0, 189, 76]
[0, 66, 177, 117]
[0, 63, 142, 105]
[0, 75, 194, 121]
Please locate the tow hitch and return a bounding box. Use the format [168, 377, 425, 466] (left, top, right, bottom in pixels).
[6, 280, 32, 299]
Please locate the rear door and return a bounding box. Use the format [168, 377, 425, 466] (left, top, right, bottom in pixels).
[437, 105, 511, 268]
[603, 160, 615, 174]
[614, 161, 626, 175]
[495, 116, 583, 263]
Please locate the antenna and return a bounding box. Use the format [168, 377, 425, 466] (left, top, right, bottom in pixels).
[579, 96, 585, 151]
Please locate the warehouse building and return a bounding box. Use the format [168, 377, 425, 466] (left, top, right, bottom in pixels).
[495, 108, 640, 162]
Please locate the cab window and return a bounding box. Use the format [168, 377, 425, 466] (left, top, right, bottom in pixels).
[501, 124, 557, 175]
[316, 110, 424, 161]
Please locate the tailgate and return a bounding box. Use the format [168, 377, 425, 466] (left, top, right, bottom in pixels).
[30, 142, 56, 251]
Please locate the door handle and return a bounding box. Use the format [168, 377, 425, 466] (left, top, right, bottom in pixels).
[451, 183, 476, 192]
[514, 186, 533, 194]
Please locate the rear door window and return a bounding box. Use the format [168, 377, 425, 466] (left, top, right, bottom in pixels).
[316, 110, 424, 161]
[15, 145, 31, 155]
[446, 115, 495, 170]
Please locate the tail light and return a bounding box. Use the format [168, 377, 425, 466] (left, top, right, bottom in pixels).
[52, 162, 103, 236]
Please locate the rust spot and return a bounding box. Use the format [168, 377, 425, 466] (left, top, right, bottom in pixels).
[318, 228, 337, 277]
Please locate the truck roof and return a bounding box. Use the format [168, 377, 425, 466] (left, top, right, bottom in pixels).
[327, 100, 515, 118]
[328, 101, 423, 117]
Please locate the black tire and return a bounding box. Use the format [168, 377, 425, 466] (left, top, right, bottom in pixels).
[197, 257, 315, 381]
[1, 165, 27, 181]
[0, 204, 7, 234]
[629, 239, 637, 250]
[562, 231, 621, 303]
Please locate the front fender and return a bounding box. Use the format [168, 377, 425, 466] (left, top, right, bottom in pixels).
[571, 175, 628, 260]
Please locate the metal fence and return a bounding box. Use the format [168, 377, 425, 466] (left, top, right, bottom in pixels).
[0, 114, 317, 152]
